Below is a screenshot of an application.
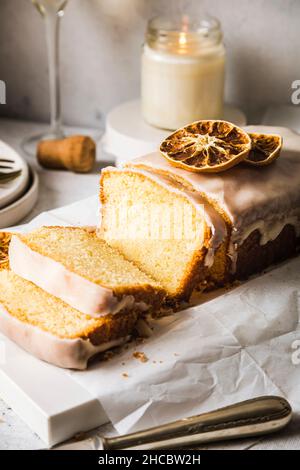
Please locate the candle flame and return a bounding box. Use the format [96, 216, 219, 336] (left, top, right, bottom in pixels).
[179, 32, 187, 46]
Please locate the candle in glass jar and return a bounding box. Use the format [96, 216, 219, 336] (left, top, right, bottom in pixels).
[141, 15, 226, 130]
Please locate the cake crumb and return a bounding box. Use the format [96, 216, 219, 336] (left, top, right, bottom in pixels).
[102, 350, 115, 361]
[133, 351, 149, 363]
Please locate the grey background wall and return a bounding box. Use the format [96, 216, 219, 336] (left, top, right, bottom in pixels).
[0, 0, 299, 128]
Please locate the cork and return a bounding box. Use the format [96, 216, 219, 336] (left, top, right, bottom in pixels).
[37, 135, 96, 173]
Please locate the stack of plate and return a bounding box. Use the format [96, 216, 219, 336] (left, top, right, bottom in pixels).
[0, 140, 39, 229]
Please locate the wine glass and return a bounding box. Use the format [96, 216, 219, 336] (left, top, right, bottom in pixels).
[22, 0, 69, 156]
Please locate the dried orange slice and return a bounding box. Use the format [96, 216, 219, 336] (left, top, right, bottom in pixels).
[160, 120, 251, 173]
[0, 232, 11, 271]
[245, 133, 282, 166]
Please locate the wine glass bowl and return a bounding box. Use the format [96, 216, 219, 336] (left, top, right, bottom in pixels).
[32, 0, 68, 16]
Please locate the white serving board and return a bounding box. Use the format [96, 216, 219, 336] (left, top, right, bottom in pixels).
[0, 335, 107, 447]
[0, 208, 108, 447]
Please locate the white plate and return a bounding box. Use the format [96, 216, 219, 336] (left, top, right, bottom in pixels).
[0, 168, 39, 229]
[0, 140, 29, 210]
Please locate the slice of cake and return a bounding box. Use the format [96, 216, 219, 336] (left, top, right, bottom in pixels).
[9, 227, 164, 316]
[0, 270, 137, 369]
[99, 167, 227, 301]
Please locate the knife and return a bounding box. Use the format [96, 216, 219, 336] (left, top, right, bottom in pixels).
[100, 396, 292, 450]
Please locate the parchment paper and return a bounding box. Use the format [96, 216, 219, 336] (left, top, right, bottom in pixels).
[70, 257, 300, 434]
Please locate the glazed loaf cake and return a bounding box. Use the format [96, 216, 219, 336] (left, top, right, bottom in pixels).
[100, 126, 300, 293]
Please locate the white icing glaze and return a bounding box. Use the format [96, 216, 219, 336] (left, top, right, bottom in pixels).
[236, 213, 300, 246]
[9, 236, 141, 317]
[128, 126, 300, 250]
[0, 303, 128, 369]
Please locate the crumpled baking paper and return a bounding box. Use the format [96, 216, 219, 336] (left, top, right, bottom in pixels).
[10, 196, 300, 438]
[70, 257, 300, 435]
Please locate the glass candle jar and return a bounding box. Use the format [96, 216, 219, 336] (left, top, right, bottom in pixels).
[141, 15, 226, 130]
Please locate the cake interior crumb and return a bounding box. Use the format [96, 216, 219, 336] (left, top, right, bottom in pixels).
[133, 351, 149, 363]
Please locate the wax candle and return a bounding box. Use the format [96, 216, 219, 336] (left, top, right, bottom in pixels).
[141, 15, 226, 130]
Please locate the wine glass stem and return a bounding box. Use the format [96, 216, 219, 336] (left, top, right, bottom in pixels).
[44, 11, 63, 137]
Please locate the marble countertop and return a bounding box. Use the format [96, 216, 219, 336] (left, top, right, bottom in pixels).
[0, 118, 299, 450]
